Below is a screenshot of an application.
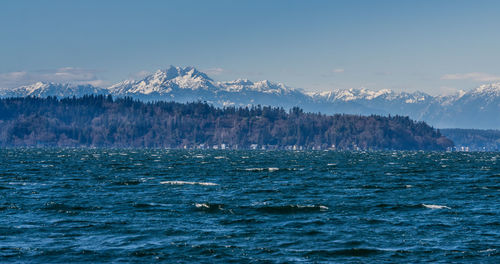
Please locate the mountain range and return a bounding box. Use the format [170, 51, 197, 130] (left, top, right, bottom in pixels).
[1, 66, 499, 129]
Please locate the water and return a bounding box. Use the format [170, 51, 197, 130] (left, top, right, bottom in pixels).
[1, 149, 499, 263]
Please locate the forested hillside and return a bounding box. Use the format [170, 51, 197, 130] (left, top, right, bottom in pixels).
[0, 96, 453, 150]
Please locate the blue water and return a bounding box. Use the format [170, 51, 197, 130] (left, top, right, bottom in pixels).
[1, 149, 499, 263]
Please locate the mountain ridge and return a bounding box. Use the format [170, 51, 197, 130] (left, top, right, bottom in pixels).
[1, 66, 499, 129]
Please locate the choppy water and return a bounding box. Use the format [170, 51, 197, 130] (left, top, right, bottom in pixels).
[1, 149, 499, 263]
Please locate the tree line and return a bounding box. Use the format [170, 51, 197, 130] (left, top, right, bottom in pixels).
[0, 95, 453, 150]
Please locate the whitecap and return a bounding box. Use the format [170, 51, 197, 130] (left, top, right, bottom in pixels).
[195, 203, 210, 208]
[245, 168, 265, 171]
[160, 181, 218, 186]
[422, 204, 451, 209]
[245, 167, 279, 172]
[8, 182, 27, 186]
[319, 205, 329, 211]
[298, 205, 329, 211]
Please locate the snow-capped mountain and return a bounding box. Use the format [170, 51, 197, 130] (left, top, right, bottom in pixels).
[108, 66, 217, 96]
[214, 78, 311, 108]
[466, 83, 500, 99]
[426, 83, 500, 128]
[310, 88, 430, 104]
[1, 66, 499, 129]
[106, 66, 220, 102]
[218, 79, 295, 94]
[106, 66, 311, 108]
[0, 82, 109, 98]
[108, 66, 301, 97]
[307, 84, 500, 129]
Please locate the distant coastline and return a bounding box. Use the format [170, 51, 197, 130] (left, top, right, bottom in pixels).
[441, 129, 500, 151]
[0, 96, 452, 150]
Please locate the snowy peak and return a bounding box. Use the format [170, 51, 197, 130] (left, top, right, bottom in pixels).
[437, 82, 500, 105]
[17, 82, 51, 96]
[253, 80, 289, 93]
[311, 88, 392, 101]
[311, 88, 429, 103]
[167, 66, 212, 81]
[108, 66, 216, 95]
[218, 79, 295, 95]
[107, 66, 298, 97]
[2, 82, 107, 98]
[469, 82, 500, 97]
[224, 78, 253, 86]
[145, 66, 213, 85]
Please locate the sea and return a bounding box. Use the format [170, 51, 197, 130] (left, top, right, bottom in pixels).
[0, 149, 499, 263]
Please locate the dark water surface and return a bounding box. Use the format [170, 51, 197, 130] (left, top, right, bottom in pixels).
[1, 149, 499, 263]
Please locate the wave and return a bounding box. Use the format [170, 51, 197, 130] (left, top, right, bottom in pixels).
[422, 204, 451, 209]
[43, 202, 100, 212]
[132, 202, 169, 209]
[192, 203, 329, 214]
[376, 203, 452, 211]
[375, 203, 421, 210]
[194, 203, 225, 212]
[112, 179, 142, 186]
[242, 167, 280, 172]
[479, 248, 496, 253]
[255, 204, 328, 214]
[305, 248, 383, 257]
[160, 181, 218, 186]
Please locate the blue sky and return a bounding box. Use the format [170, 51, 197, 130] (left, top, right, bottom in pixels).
[1, 0, 500, 94]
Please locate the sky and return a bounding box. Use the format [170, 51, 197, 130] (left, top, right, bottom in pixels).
[1, 0, 500, 95]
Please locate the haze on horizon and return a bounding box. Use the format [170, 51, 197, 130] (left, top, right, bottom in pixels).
[1, 0, 500, 95]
